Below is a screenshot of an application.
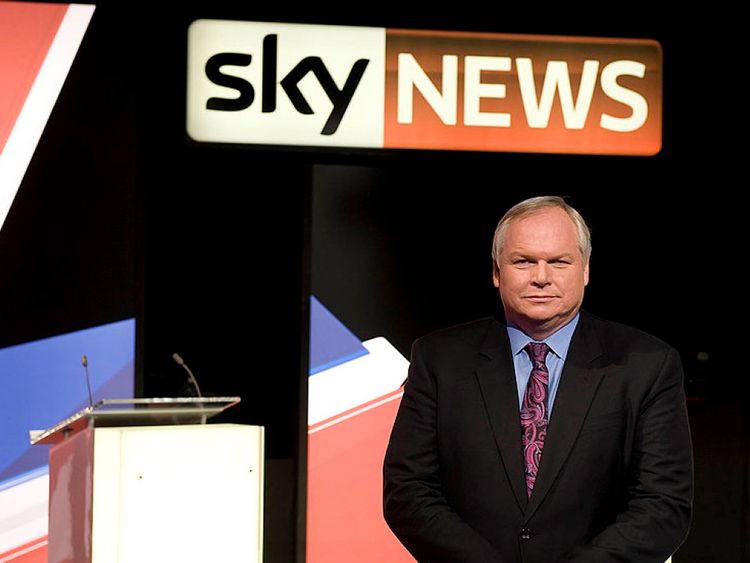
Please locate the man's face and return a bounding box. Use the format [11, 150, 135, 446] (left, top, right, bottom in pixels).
[493, 207, 589, 338]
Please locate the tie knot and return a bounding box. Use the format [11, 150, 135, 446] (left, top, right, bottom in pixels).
[524, 342, 550, 363]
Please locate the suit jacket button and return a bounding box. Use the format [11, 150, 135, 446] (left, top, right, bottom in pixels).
[520, 528, 531, 541]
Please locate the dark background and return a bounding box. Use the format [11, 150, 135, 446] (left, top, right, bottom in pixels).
[0, 2, 733, 562]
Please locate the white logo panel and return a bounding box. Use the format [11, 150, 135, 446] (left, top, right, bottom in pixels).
[187, 20, 385, 147]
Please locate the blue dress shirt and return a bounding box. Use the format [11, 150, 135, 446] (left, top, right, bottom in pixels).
[507, 313, 580, 420]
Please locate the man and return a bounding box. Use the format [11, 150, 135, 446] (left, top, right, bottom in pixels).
[383, 196, 693, 563]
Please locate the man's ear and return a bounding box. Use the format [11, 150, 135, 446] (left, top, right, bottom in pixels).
[583, 262, 590, 287]
[492, 261, 500, 288]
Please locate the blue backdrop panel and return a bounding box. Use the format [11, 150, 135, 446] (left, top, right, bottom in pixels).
[0, 318, 135, 484]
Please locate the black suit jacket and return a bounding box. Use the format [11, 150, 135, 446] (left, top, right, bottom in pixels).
[383, 311, 693, 563]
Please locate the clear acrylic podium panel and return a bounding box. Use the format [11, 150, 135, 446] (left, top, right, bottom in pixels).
[30, 397, 241, 445]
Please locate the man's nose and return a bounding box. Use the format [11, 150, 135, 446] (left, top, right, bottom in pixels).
[531, 261, 550, 286]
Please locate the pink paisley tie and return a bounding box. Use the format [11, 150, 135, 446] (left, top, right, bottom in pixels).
[521, 342, 551, 498]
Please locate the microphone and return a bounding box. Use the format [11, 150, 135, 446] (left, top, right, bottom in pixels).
[172, 352, 203, 398]
[81, 355, 94, 408]
[172, 352, 206, 424]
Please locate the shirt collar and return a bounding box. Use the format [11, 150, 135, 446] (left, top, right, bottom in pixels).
[507, 312, 580, 360]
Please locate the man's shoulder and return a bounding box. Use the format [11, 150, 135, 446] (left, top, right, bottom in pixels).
[413, 317, 501, 353]
[580, 311, 676, 355]
[408, 317, 503, 370]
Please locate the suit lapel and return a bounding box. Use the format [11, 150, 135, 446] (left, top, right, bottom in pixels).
[474, 319, 527, 513]
[523, 312, 605, 520]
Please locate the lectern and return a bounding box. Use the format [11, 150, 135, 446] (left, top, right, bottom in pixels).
[31, 398, 264, 563]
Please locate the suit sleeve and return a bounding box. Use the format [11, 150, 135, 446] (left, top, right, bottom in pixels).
[562, 347, 694, 563]
[383, 338, 505, 562]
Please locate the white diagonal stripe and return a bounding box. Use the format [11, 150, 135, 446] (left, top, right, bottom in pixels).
[0, 4, 95, 231]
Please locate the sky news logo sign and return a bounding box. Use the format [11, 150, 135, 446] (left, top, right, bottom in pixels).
[187, 21, 662, 155]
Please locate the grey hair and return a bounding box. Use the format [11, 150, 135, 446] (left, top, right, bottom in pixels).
[491, 196, 591, 272]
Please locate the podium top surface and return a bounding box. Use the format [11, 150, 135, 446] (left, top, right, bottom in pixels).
[30, 397, 241, 446]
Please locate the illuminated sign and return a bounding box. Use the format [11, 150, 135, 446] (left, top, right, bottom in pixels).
[187, 21, 661, 156]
